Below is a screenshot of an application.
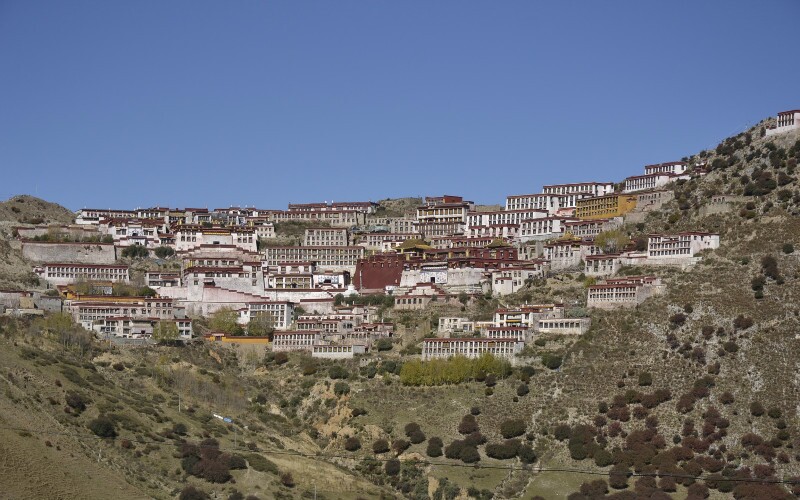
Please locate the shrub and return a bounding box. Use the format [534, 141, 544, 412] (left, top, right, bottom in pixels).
[554, 424, 571, 441]
[372, 438, 390, 454]
[518, 444, 537, 464]
[88, 416, 117, 438]
[391, 439, 410, 454]
[280, 472, 295, 487]
[427, 437, 443, 457]
[384, 459, 400, 476]
[245, 454, 279, 474]
[470, 406, 481, 416]
[733, 315, 754, 330]
[65, 391, 89, 412]
[344, 437, 361, 451]
[458, 414, 479, 434]
[273, 352, 288, 365]
[179, 486, 209, 500]
[333, 381, 350, 396]
[638, 372, 652, 386]
[485, 440, 519, 460]
[375, 338, 393, 351]
[768, 407, 782, 419]
[669, 313, 687, 327]
[408, 429, 426, 444]
[609, 465, 630, 489]
[541, 353, 562, 370]
[404, 422, 421, 436]
[154, 246, 175, 259]
[463, 431, 486, 447]
[444, 440, 465, 459]
[459, 445, 480, 463]
[500, 419, 526, 439]
[516, 384, 530, 397]
[783, 243, 795, 254]
[328, 365, 349, 379]
[750, 402, 765, 417]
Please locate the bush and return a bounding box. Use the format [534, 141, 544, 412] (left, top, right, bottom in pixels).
[750, 402, 765, 417]
[391, 439, 410, 455]
[385, 459, 400, 476]
[280, 472, 295, 487]
[154, 246, 175, 259]
[459, 445, 480, 463]
[470, 406, 481, 415]
[458, 414, 479, 435]
[399, 354, 510, 386]
[426, 437, 443, 457]
[541, 353, 562, 370]
[344, 437, 361, 451]
[404, 422, 421, 436]
[609, 465, 630, 489]
[245, 454, 279, 474]
[669, 313, 687, 327]
[121, 245, 149, 259]
[333, 381, 350, 396]
[500, 419, 526, 439]
[375, 338, 393, 351]
[88, 416, 117, 438]
[768, 407, 782, 419]
[328, 365, 349, 379]
[516, 384, 530, 397]
[65, 391, 89, 412]
[638, 372, 652, 386]
[273, 352, 289, 365]
[372, 438, 390, 454]
[179, 486, 209, 500]
[554, 424, 571, 441]
[733, 315, 754, 330]
[485, 440, 519, 460]
[464, 431, 486, 447]
[783, 243, 795, 254]
[518, 444, 537, 464]
[408, 429, 426, 444]
[444, 440, 465, 459]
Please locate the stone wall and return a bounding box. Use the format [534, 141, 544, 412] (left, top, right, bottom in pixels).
[21, 241, 117, 264]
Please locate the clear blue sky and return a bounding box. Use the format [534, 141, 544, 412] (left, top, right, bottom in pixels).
[1, 1, 798, 211]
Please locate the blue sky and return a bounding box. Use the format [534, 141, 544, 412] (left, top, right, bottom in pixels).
[1, 1, 798, 210]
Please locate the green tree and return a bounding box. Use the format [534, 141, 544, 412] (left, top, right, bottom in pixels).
[210, 308, 242, 335]
[594, 230, 631, 253]
[154, 246, 175, 258]
[247, 315, 275, 338]
[121, 245, 149, 259]
[153, 320, 180, 344]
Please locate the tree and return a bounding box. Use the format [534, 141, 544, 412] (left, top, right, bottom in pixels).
[458, 415, 479, 434]
[154, 246, 175, 258]
[595, 230, 631, 253]
[210, 308, 242, 335]
[121, 245, 149, 259]
[247, 315, 275, 338]
[427, 437, 443, 457]
[152, 320, 180, 344]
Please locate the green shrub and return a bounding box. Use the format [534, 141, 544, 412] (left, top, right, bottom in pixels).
[372, 438, 390, 454]
[783, 243, 794, 254]
[245, 453, 280, 475]
[638, 372, 653, 386]
[88, 416, 117, 438]
[344, 436, 361, 451]
[426, 437, 443, 457]
[541, 353, 562, 370]
[328, 365, 349, 379]
[485, 440, 519, 460]
[500, 419, 526, 439]
[333, 381, 350, 396]
[399, 354, 510, 386]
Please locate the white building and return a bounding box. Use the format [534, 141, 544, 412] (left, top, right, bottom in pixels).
[518, 216, 578, 242]
[622, 173, 676, 193]
[35, 263, 130, 286]
[438, 317, 476, 335]
[304, 227, 348, 247]
[766, 109, 800, 136]
[644, 161, 688, 176]
[421, 337, 524, 361]
[174, 225, 257, 252]
[541, 182, 615, 197]
[493, 304, 565, 328]
[272, 331, 322, 352]
[484, 326, 530, 343]
[311, 343, 367, 359]
[647, 232, 720, 261]
[535, 318, 591, 335]
[491, 264, 547, 296]
[587, 276, 664, 310]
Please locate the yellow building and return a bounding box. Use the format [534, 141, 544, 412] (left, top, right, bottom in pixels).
[576, 194, 638, 220]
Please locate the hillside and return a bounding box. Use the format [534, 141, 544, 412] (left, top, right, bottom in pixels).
[0, 195, 75, 226]
[1, 122, 800, 499]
